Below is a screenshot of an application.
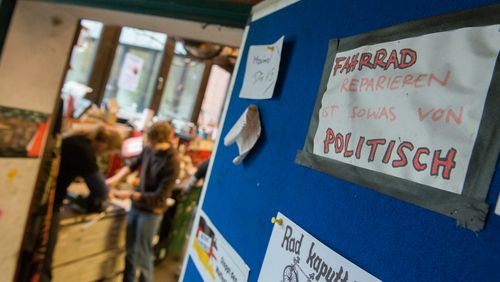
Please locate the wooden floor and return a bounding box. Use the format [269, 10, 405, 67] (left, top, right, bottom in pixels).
[154, 257, 183, 282]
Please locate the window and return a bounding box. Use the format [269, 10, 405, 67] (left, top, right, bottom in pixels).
[157, 55, 205, 121]
[102, 27, 167, 118]
[197, 65, 230, 135]
[62, 19, 103, 96]
[60, 21, 235, 133]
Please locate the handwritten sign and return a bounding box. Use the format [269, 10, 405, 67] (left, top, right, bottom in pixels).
[313, 25, 500, 194]
[188, 210, 249, 282]
[239, 36, 284, 99]
[259, 212, 380, 282]
[118, 52, 144, 92]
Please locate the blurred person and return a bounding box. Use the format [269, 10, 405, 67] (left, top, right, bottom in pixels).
[183, 158, 209, 194]
[41, 125, 122, 282]
[107, 121, 180, 282]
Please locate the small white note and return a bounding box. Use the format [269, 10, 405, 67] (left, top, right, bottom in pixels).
[239, 36, 284, 99]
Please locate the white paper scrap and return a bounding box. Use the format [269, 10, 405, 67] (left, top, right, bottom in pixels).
[239, 36, 284, 99]
[495, 194, 500, 215]
[224, 105, 261, 164]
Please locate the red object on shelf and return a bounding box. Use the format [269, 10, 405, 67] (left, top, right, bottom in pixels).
[106, 153, 124, 178]
[26, 119, 50, 158]
[130, 130, 143, 138]
[121, 136, 143, 158]
[66, 95, 74, 118]
[187, 150, 211, 167]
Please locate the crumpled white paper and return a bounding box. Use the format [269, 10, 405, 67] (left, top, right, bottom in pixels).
[224, 105, 261, 164]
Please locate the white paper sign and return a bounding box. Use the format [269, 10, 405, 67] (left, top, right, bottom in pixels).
[239, 36, 284, 99]
[259, 212, 380, 282]
[118, 52, 144, 92]
[313, 25, 500, 194]
[188, 210, 250, 282]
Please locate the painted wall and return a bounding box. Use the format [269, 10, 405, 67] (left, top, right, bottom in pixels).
[0, 2, 76, 281]
[0, 0, 15, 59]
[21, 0, 244, 47]
[182, 0, 500, 281]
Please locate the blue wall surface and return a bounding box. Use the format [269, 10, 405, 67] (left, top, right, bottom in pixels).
[183, 0, 500, 281]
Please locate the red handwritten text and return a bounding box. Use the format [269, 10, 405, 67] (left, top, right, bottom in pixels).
[323, 129, 457, 180]
[349, 106, 396, 122]
[333, 48, 417, 76]
[339, 70, 451, 94]
[321, 104, 340, 118]
[418, 106, 463, 125]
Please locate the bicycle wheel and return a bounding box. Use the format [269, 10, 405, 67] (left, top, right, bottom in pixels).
[283, 265, 299, 282]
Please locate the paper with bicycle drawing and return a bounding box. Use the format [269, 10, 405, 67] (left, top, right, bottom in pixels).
[258, 212, 381, 282]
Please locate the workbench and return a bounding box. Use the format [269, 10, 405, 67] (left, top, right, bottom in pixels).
[51, 195, 129, 282]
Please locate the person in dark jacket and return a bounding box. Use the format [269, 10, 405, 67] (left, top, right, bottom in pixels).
[55, 126, 121, 211]
[107, 121, 180, 282]
[41, 125, 122, 282]
[183, 158, 209, 194]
